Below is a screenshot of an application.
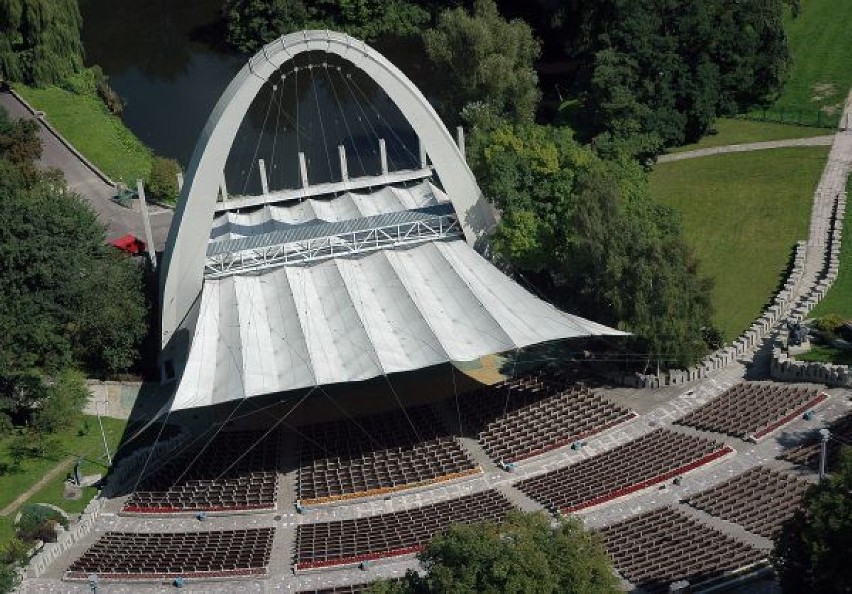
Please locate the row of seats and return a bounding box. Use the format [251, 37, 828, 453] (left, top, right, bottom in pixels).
[297, 406, 477, 504]
[123, 430, 280, 513]
[294, 490, 514, 569]
[457, 372, 564, 433]
[676, 382, 823, 439]
[781, 412, 852, 471]
[598, 506, 765, 593]
[516, 429, 730, 513]
[476, 386, 635, 463]
[684, 466, 810, 538]
[66, 528, 275, 579]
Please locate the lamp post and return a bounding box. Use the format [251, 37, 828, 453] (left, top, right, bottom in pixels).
[818, 428, 830, 481]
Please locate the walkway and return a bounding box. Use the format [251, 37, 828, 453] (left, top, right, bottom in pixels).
[0, 90, 172, 250]
[658, 135, 834, 162]
[0, 458, 74, 517]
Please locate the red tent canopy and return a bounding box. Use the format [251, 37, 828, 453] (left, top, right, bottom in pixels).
[110, 234, 146, 255]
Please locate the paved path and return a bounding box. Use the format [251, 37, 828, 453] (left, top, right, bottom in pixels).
[1, 457, 74, 517]
[658, 135, 834, 162]
[0, 91, 172, 250]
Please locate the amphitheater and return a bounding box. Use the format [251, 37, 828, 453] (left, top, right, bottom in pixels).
[16, 32, 852, 593]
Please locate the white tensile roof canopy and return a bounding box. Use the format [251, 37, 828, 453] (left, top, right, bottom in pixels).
[160, 31, 626, 411]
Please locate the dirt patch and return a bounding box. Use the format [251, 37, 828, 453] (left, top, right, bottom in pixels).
[811, 82, 838, 103]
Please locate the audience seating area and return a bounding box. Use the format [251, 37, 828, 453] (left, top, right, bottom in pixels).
[123, 430, 280, 513]
[781, 411, 852, 470]
[517, 429, 731, 513]
[598, 506, 765, 593]
[297, 406, 478, 505]
[66, 528, 275, 580]
[461, 376, 634, 463]
[294, 490, 513, 569]
[676, 382, 825, 439]
[684, 466, 810, 538]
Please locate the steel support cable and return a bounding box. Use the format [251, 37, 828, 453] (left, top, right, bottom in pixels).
[292, 236, 385, 452]
[211, 386, 316, 482]
[340, 258, 424, 445]
[347, 73, 420, 166]
[308, 64, 336, 185]
[322, 64, 368, 180]
[128, 289, 216, 493]
[502, 347, 521, 419]
[269, 75, 286, 190]
[240, 82, 278, 195]
[337, 70, 380, 166]
[163, 272, 269, 491]
[345, 74, 411, 170]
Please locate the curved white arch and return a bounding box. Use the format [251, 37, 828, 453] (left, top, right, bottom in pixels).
[160, 30, 497, 356]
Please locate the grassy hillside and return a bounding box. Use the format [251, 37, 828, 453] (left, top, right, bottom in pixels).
[775, 0, 852, 117]
[650, 146, 828, 340]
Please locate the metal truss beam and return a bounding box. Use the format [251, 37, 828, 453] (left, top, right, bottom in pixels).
[204, 214, 462, 278]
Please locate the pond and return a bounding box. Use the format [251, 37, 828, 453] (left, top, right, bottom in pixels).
[80, 0, 428, 193]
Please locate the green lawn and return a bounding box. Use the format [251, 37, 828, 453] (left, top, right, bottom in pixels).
[810, 174, 852, 320]
[13, 84, 152, 185]
[774, 0, 852, 117]
[670, 118, 829, 153]
[650, 146, 828, 340]
[794, 343, 852, 365]
[0, 416, 127, 515]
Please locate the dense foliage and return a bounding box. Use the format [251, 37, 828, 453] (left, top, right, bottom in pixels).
[147, 157, 182, 203]
[772, 447, 852, 593]
[555, 0, 791, 157]
[0, 107, 147, 423]
[372, 511, 619, 593]
[423, 0, 541, 125]
[466, 113, 715, 367]
[222, 0, 432, 53]
[0, 0, 84, 86]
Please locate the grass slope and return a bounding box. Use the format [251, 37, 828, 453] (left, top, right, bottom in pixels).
[670, 118, 828, 153]
[14, 84, 152, 184]
[809, 174, 852, 320]
[650, 146, 828, 340]
[0, 416, 127, 514]
[775, 0, 852, 116]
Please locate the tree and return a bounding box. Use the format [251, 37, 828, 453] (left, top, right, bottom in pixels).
[465, 116, 715, 368]
[32, 369, 88, 435]
[772, 447, 852, 593]
[373, 511, 619, 593]
[0, 0, 84, 86]
[552, 0, 790, 155]
[0, 106, 146, 423]
[147, 157, 182, 203]
[423, 0, 541, 125]
[222, 0, 431, 54]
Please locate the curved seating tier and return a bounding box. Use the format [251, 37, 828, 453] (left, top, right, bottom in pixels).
[65, 528, 275, 580]
[297, 406, 478, 505]
[781, 411, 852, 470]
[516, 429, 731, 513]
[294, 490, 513, 569]
[123, 430, 280, 513]
[470, 383, 635, 463]
[675, 382, 825, 439]
[685, 466, 810, 538]
[598, 506, 765, 593]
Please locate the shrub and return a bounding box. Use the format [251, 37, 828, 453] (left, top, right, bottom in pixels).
[16, 504, 67, 545]
[146, 157, 182, 203]
[0, 413, 13, 437]
[0, 563, 21, 593]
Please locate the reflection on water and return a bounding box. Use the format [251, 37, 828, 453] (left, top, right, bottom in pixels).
[80, 0, 430, 193]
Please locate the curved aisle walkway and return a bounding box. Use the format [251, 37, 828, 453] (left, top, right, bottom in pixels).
[0, 90, 172, 249]
[658, 134, 834, 162]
